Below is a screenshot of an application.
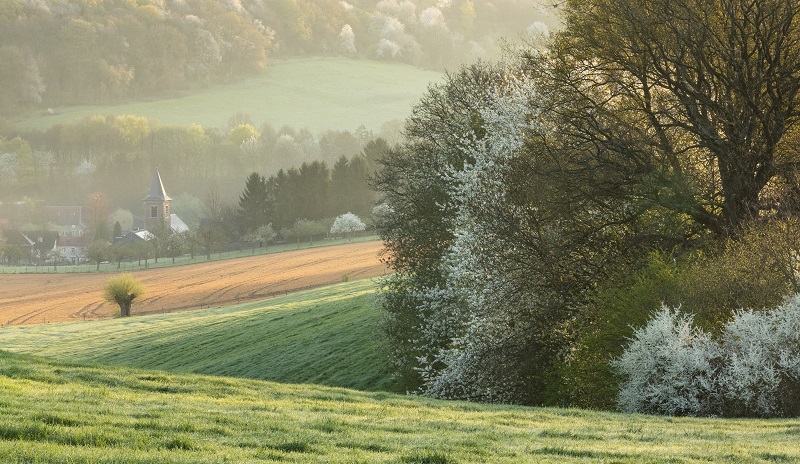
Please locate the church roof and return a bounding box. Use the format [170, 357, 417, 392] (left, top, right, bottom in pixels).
[143, 169, 172, 202]
[170, 214, 189, 234]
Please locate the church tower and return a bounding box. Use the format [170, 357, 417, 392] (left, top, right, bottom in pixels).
[143, 169, 172, 231]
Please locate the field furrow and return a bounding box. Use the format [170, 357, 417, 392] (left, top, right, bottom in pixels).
[0, 241, 387, 326]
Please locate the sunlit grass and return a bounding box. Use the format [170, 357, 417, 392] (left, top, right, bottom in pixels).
[2, 278, 799, 462]
[0, 278, 394, 391]
[1, 349, 799, 463]
[9, 57, 442, 133]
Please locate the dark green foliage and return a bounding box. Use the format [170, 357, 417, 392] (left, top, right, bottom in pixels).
[559, 255, 681, 409]
[330, 155, 376, 217]
[237, 172, 270, 234]
[376, 0, 800, 410]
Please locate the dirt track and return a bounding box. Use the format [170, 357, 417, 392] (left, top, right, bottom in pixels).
[0, 241, 388, 326]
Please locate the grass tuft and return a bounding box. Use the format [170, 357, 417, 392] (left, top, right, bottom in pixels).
[271, 441, 313, 453]
[402, 451, 456, 464]
[161, 435, 197, 451]
[33, 413, 81, 427]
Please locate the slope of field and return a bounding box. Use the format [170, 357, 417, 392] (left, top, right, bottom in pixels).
[1, 350, 798, 463]
[0, 279, 394, 392]
[10, 57, 443, 133]
[0, 240, 387, 326]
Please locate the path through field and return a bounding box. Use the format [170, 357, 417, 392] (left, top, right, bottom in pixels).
[0, 241, 387, 326]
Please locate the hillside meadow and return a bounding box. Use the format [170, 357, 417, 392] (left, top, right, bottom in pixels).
[1, 278, 800, 462]
[2, 350, 800, 463]
[0, 279, 393, 392]
[8, 57, 443, 133]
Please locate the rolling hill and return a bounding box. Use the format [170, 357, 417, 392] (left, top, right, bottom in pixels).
[1, 278, 799, 462]
[9, 57, 443, 133]
[1, 348, 798, 463]
[0, 279, 393, 392]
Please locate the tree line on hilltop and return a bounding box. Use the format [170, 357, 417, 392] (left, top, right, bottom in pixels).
[375, 0, 800, 417]
[0, 113, 391, 210]
[0, 0, 549, 114]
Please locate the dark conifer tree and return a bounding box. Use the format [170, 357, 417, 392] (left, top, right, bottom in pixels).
[236, 172, 269, 234]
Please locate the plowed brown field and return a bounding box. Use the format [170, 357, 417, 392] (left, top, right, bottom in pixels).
[0, 241, 388, 326]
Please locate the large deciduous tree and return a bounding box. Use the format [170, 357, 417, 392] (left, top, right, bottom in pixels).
[375, 0, 800, 407]
[548, 0, 800, 237]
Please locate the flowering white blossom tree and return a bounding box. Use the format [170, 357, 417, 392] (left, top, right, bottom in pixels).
[339, 24, 357, 55]
[330, 212, 366, 240]
[0, 153, 19, 184]
[377, 57, 598, 404]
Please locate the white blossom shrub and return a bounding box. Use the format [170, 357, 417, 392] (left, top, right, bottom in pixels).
[414, 69, 566, 404]
[720, 296, 800, 417]
[330, 212, 366, 237]
[616, 296, 800, 417]
[613, 306, 723, 416]
[0, 153, 19, 183]
[338, 24, 357, 55]
[74, 158, 96, 178]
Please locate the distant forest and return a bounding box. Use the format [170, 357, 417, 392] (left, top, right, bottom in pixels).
[0, 0, 550, 112]
[0, 114, 387, 215]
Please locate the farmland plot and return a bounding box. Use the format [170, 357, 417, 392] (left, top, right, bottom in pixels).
[0, 241, 386, 326]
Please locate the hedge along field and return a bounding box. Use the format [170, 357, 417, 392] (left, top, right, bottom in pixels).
[9, 57, 444, 133]
[0, 279, 393, 392]
[1, 349, 800, 463]
[0, 240, 387, 326]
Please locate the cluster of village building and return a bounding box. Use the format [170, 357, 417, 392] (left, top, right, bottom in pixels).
[0, 170, 187, 265]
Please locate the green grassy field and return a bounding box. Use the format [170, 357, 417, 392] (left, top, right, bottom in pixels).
[2, 278, 800, 462]
[9, 57, 443, 133]
[0, 279, 393, 392]
[2, 349, 800, 463]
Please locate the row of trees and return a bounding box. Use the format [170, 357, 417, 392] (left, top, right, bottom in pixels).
[375, 0, 800, 416]
[236, 154, 378, 234]
[0, 117, 391, 209]
[81, 208, 369, 271]
[0, 0, 550, 113]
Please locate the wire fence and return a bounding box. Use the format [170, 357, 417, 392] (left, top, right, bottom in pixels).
[0, 233, 380, 275]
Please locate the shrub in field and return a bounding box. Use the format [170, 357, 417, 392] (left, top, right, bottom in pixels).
[613, 307, 722, 416]
[103, 274, 145, 317]
[721, 297, 800, 417]
[616, 296, 800, 417]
